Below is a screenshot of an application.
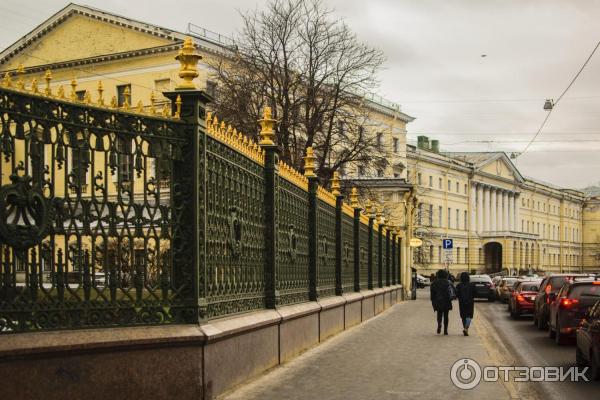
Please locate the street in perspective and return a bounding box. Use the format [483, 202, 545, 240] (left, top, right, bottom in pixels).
[1, 1, 600, 399]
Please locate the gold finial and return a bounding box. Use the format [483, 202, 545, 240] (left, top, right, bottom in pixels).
[17, 64, 25, 89]
[2, 72, 11, 87]
[365, 199, 374, 216]
[137, 100, 144, 113]
[175, 95, 182, 118]
[84, 90, 91, 104]
[349, 187, 359, 208]
[44, 70, 52, 96]
[30, 78, 39, 93]
[150, 91, 156, 115]
[110, 95, 117, 108]
[375, 205, 383, 220]
[57, 85, 65, 99]
[175, 37, 202, 90]
[258, 106, 276, 146]
[331, 171, 341, 196]
[303, 146, 316, 178]
[97, 81, 104, 105]
[162, 103, 169, 116]
[70, 78, 78, 101]
[123, 86, 130, 109]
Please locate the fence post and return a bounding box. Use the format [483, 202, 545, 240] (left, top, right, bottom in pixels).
[398, 237, 402, 287]
[367, 201, 374, 290]
[385, 228, 391, 286]
[331, 173, 343, 296]
[350, 188, 360, 292]
[164, 89, 211, 322]
[376, 207, 383, 288]
[305, 148, 319, 301]
[391, 233, 396, 285]
[258, 107, 280, 309]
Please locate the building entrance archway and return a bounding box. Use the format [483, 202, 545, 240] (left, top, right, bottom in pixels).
[484, 242, 502, 273]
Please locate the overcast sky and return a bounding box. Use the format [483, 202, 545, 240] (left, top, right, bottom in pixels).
[2, 0, 600, 188]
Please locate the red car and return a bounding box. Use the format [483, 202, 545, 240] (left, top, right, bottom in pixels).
[509, 280, 541, 318]
[548, 279, 600, 345]
[576, 299, 600, 380]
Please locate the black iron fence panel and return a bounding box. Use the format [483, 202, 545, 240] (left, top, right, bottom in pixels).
[373, 228, 381, 287]
[277, 178, 309, 305]
[359, 222, 369, 290]
[205, 136, 265, 318]
[316, 199, 336, 297]
[0, 88, 186, 332]
[341, 212, 355, 293]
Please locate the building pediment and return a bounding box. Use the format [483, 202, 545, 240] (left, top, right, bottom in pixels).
[476, 153, 524, 183]
[0, 3, 181, 71]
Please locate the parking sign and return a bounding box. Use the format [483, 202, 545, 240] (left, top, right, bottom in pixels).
[442, 239, 453, 249]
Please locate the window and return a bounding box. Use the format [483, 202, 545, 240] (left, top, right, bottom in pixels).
[376, 132, 383, 149]
[429, 204, 433, 226]
[456, 209, 460, 229]
[526, 221, 529, 232]
[478, 248, 482, 263]
[464, 210, 468, 230]
[457, 248, 461, 264]
[448, 180, 451, 191]
[358, 165, 365, 176]
[438, 177, 442, 189]
[429, 175, 433, 187]
[429, 245, 434, 262]
[448, 207, 451, 228]
[117, 137, 133, 183]
[206, 80, 217, 98]
[537, 222, 540, 234]
[117, 84, 131, 107]
[71, 135, 90, 187]
[393, 138, 399, 153]
[417, 173, 422, 185]
[464, 184, 467, 194]
[465, 247, 469, 263]
[377, 169, 384, 177]
[438, 246, 442, 263]
[75, 90, 86, 101]
[418, 204, 423, 225]
[456, 182, 459, 192]
[521, 220, 524, 232]
[438, 206, 443, 227]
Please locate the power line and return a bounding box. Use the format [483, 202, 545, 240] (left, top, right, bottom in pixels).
[521, 40, 600, 155]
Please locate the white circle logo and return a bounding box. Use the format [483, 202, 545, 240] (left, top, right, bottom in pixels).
[450, 358, 482, 390]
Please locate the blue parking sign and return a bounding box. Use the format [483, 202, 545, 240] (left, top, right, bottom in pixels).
[442, 239, 453, 249]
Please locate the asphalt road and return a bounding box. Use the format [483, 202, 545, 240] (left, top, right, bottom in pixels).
[476, 299, 600, 400]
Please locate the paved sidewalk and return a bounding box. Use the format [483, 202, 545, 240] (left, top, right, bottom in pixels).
[221, 290, 510, 400]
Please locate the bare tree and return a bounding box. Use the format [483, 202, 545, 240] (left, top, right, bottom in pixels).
[208, 0, 386, 181]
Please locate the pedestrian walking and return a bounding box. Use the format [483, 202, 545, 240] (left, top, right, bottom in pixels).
[455, 272, 475, 336]
[430, 269, 453, 335]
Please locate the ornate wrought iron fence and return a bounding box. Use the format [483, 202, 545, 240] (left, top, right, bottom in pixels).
[0, 63, 403, 333]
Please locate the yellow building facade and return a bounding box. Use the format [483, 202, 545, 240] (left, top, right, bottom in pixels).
[404, 137, 597, 276]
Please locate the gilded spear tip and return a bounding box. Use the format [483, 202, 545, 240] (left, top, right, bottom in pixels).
[349, 187, 359, 208]
[331, 171, 341, 196]
[44, 70, 52, 96]
[303, 146, 316, 178]
[175, 94, 182, 118]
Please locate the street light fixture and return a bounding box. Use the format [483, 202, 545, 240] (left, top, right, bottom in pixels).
[543, 99, 554, 111]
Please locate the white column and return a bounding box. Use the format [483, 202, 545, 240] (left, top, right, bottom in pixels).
[508, 192, 514, 231]
[484, 186, 490, 232]
[497, 190, 503, 231]
[477, 184, 483, 233]
[470, 183, 477, 232]
[490, 188, 497, 231]
[503, 191, 509, 231]
[515, 193, 521, 232]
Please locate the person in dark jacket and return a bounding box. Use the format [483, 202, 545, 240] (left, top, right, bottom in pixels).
[430, 269, 453, 335]
[456, 272, 475, 336]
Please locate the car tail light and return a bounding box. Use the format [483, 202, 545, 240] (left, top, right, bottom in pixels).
[559, 298, 579, 308]
[593, 281, 600, 285]
[517, 294, 525, 302]
[545, 285, 551, 295]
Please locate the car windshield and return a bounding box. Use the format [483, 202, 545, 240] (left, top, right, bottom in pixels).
[520, 283, 539, 292]
[470, 276, 491, 283]
[503, 279, 517, 285]
[570, 284, 600, 298]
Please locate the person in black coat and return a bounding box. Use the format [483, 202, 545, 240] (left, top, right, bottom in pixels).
[430, 269, 453, 335]
[456, 272, 475, 336]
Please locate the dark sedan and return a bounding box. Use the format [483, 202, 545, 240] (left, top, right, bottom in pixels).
[548, 280, 600, 345]
[576, 299, 600, 380]
[533, 273, 591, 330]
[469, 275, 495, 301]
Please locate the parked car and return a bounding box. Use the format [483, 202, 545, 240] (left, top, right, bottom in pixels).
[416, 274, 430, 288]
[492, 275, 503, 288]
[508, 280, 541, 318]
[533, 273, 591, 330]
[470, 275, 495, 301]
[548, 279, 600, 345]
[576, 299, 600, 380]
[497, 277, 519, 303]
